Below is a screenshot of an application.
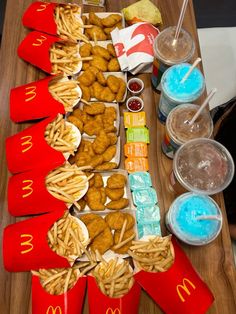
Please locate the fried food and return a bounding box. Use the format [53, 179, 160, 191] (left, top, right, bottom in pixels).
[96, 71, 107, 86]
[84, 120, 102, 136]
[107, 43, 117, 57]
[78, 198, 86, 210]
[92, 82, 104, 99]
[75, 151, 92, 167]
[89, 12, 103, 28]
[67, 115, 83, 133]
[86, 26, 107, 41]
[99, 187, 107, 204]
[89, 155, 104, 168]
[82, 62, 90, 70]
[102, 14, 122, 28]
[94, 173, 104, 188]
[106, 198, 129, 210]
[80, 84, 90, 101]
[92, 45, 111, 60]
[108, 58, 120, 72]
[102, 145, 116, 162]
[83, 140, 95, 157]
[92, 131, 110, 154]
[86, 187, 105, 211]
[78, 70, 96, 87]
[105, 212, 127, 230]
[90, 227, 113, 254]
[87, 218, 107, 239]
[90, 55, 108, 72]
[116, 78, 126, 102]
[95, 162, 117, 170]
[107, 174, 127, 189]
[84, 103, 105, 115]
[112, 228, 135, 254]
[80, 213, 103, 225]
[73, 108, 88, 123]
[105, 187, 124, 201]
[106, 75, 120, 93]
[88, 66, 100, 76]
[107, 133, 118, 145]
[100, 87, 116, 102]
[80, 43, 92, 57]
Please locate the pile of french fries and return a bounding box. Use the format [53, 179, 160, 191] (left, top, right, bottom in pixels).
[45, 114, 78, 155]
[46, 163, 93, 210]
[32, 262, 97, 295]
[92, 258, 134, 298]
[48, 77, 80, 112]
[47, 212, 90, 263]
[128, 235, 174, 272]
[54, 4, 90, 43]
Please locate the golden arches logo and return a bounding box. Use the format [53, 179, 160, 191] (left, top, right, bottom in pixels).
[20, 234, 34, 254]
[106, 308, 121, 314]
[32, 35, 47, 47]
[46, 306, 62, 314]
[176, 278, 196, 302]
[25, 86, 37, 102]
[22, 180, 33, 198]
[21, 135, 33, 153]
[37, 3, 50, 12]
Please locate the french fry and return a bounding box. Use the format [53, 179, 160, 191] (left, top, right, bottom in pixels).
[92, 259, 134, 298]
[128, 235, 174, 272]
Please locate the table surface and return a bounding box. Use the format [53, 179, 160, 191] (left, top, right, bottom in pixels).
[0, 1, 236, 313]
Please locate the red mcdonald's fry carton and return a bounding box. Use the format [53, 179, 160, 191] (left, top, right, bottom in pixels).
[3, 210, 71, 272]
[10, 76, 65, 122]
[32, 275, 86, 314]
[87, 276, 141, 314]
[134, 237, 214, 314]
[6, 116, 66, 174]
[8, 161, 67, 216]
[17, 31, 62, 74]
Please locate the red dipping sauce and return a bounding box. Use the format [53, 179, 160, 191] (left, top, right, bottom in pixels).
[128, 99, 142, 111]
[129, 81, 142, 92]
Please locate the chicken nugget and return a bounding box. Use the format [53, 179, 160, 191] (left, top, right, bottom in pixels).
[80, 43, 92, 57]
[87, 218, 107, 239]
[96, 71, 107, 86]
[82, 62, 90, 71]
[100, 87, 116, 102]
[75, 152, 91, 167]
[106, 198, 129, 210]
[91, 45, 111, 60]
[88, 66, 99, 76]
[90, 227, 113, 254]
[80, 213, 103, 225]
[105, 187, 124, 201]
[102, 145, 116, 162]
[92, 82, 104, 100]
[90, 85, 94, 98]
[87, 187, 105, 211]
[83, 140, 95, 157]
[116, 78, 126, 102]
[82, 15, 88, 25]
[105, 211, 126, 230]
[90, 55, 108, 72]
[73, 108, 88, 123]
[78, 70, 96, 87]
[106, 75, 120, 93]
[112, 228, 135, 254]
[124, 213, 135, 230]
[84, 120, 102, 136]
[84, 103, 105, 115]
[93, 173, 103, 188]
[95, 162, 117, 171]
[108, 58, 120, 72]
[67, 115, 83, 133]
[104, 125, 117, 133]
[77, 198, 86, 211]
[102, 14, 122, 28]
[80, 84, 91, 101]
[94, 114, 103, 124]
[99, 187, 107, 204]
[106, 133, 117, 145]
[107, 174, 127, 189]
[107, 43, 117, 57]
[92, 131, 110, 154]
[89, 155, 104, 168]
[89, 12, 103, 28]
[89, 176, 95, 187]
[86, 26, 107, 41]
[104, 106, 117, 120]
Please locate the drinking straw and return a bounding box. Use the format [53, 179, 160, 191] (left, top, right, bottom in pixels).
[188, 88, 217, 125]
[180, 58, 202, 83]
[196, 215, 221, 221]
[172, 0, 189, 46]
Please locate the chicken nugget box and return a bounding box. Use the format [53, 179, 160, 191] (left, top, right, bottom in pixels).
[8, 162, 67, 216]
[17, 31, 63, 74]
[3, 210, 71, 272]
[134, 238, 214, 314]
[10, 76, 66, 122]
[32, 275, 86, 314]
[6, 115, 66, 174]
[87, 276, 141, 314]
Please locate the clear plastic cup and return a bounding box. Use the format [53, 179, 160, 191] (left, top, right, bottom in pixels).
[158, 63, 205, 123]
[170, 138, 235, 195]
[165, 192, 223, 246]
[162, 104, 213, 159]
[151, 26, 195, 90]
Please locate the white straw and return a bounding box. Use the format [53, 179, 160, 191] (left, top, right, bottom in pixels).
[172, 0, 189, 46]
[188, 88, 217, 125]
[196, 215, 221, 221]
[181, 58, 201, 83]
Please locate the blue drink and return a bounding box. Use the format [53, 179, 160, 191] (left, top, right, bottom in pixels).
[165, 192, 222, 245]
[158, 63, 205, 123]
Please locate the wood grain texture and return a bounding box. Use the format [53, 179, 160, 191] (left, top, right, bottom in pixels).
[0, 1, 235, 313]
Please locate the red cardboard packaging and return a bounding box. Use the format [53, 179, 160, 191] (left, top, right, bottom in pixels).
[6, 115, 66, 174]
[17, 31, 63, 74]
[87, 276, 141, 314]
[3, 210, 70, 272]
[10, 76, 66, 122]
[8, 161, 67, 216]
[32, 275, 86, 314]
[134, 237, 214, 314]
[22, 2, 58, 36]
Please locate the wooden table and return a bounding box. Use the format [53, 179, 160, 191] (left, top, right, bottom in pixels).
[0, 1, 236, 313]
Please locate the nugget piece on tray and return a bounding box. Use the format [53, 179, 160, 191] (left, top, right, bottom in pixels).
[94, 173, 104, 188]
[78, 70, 96, 87]
[87, 187, 105, 211]
[78, 198, 86, 211]
[89, 155, 104, 168]
[87, 218, 107, 239]
[105, 187, 124, 201]
[82, 62, 90, 70]
[84, 103, 105, 115]
[95, 162, 117, 171]
[80, 84, 91, 101]
[100, 87, 116, 102]
[92, 45, 111, 60]
[80, 213, 103, 225]
[108, 58, 121, 72]
[89, 12, 103, 27]
[107, 75, 120, 93]
[67, 115, 83, 133]
[73, 108, 88, 123]
[106, 198, 129, 210]
[99, 187, 107, 204]
[102, 14, 122, 27]
[92, 131, 110, 154]
[84, 120, 102, 136]
[90, 227, 113, 254]
[86, 26, 107, 41]
[90, 55, 108, 72]
[96, 71, 107, 86]
[107, 133, 118, 145]
[107, 174, 127, 189]
[80, 43, 92, 57]
[102, 145, 116, 162]
[105, 211, 125, 230]
[112, 228, 135, 254]
[107, 43, 117, 57]
[116, 78, 126, 102]
[75, 152, 92, 167]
